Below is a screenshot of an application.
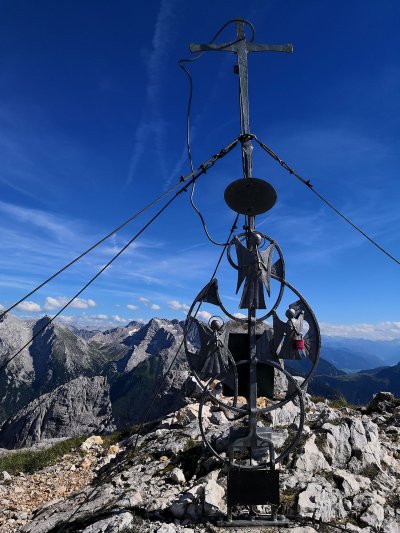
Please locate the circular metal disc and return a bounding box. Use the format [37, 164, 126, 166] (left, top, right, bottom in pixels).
[224, 178, 277, 215]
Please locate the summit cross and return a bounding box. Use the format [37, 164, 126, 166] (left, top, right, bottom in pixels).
[190, 20, 293, 454]
[190, 18, 293, 181]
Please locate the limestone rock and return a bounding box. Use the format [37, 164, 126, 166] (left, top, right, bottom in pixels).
[348, 416, 381, 471]
[0, 376, 114, 448]
[367, 391, 397, 414]
[297, 481, 346, 521]
[321, 421, 352, 467]
[176, 403, 210, 426]
[80, 435, 103, 452]
[1, 471, 12, 484]
[295, 435, 331, 475]
[203, 477, 226, 517]
[333, 469, 360, 496]
[170, 468, 186, 485]
[157, 525, 177, 533]
[271, 400, 300, 427]
[81, 511, 135, 532]
[290, 526, 317, 533]
[382, 518, 400, 533]
[360, 502, 385, 528]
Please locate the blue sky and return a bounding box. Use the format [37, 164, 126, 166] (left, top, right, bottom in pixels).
[0, 1, 399, 339]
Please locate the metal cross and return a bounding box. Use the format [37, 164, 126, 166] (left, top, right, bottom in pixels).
[190, 19, 293, 181]
[191, 20, 293, 445]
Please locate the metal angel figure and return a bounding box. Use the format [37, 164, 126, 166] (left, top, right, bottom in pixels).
[273, 300, 319, 362]
[234, 233, 275, 309]
[192, 318, 232, 381]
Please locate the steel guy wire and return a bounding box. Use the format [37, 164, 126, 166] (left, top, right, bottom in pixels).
[179, 19, 255, 246]
[56, 213, 240, 533]
[0, 138, 240, 376]
[0, 136, 239, 324]
[255, 136, 400, 267]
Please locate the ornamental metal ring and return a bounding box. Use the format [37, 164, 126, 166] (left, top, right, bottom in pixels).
[198, 359, 305, 469]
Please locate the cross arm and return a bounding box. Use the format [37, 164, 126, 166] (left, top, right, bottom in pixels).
[247, 43, 293, 53]
[190, 42, 293, 54]
[190, 43, 237, 53]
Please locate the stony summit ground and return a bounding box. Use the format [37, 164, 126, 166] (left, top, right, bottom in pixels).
[0, 391, 399, 533]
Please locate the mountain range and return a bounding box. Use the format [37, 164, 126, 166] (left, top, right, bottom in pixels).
[0, 314, 399, 448]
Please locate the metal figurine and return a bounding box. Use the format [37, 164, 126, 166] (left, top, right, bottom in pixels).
[233, 233, 275, 309]
[183, 19, 320, 527]
[273, 302, 317, 361]
[195, 318, 231, 380]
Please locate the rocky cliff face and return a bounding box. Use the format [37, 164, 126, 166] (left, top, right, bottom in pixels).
[1, 315, 399, 450]
[0, 317, 191, 447]
[108, 318, 189, 427]
[0, 376, 115, 448]
[0, 315, 115, 424]
[1, 391, 396, 533]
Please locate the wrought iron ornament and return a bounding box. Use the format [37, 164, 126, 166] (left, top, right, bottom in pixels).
[183, 19, 320, 527]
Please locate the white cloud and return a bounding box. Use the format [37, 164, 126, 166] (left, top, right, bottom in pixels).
[197, 311, 212, 322]
[17, 300, 41, 312]
[94, 314, 108, 320]
[139, 297, 160, 310]
[56, 315, 74, 323]
[0, 303, 4, 310]
[0, 201, 77, 243]
[320, 321, 400, 341]
[44, 296, 96, 311]
[234, 312, 247, 319]
[168, 300, 189, 311]
[126, 0, 179, 184]
[127, 304, 139, 310]
[112, 315, 126, 323]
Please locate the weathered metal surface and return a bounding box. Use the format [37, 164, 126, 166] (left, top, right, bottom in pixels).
[183, 19, 320, 526]
[233, 235, 275, 309]
[227, 469, 280, 506]
[190, 19, 292, 181]
[217, 518, 291, 528]
[224, 177, 277, 215]
[195, 321, 231, 380]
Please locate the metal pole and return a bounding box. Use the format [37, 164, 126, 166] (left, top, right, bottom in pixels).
[234, 19, 258, 459]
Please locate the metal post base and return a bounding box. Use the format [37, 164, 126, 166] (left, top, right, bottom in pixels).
[217, 515, 291, 528]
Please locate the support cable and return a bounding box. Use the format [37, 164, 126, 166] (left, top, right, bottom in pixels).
[179, 19, 255, 246]
[57, 213, 240, 533]
[0, 137, 239, 324]
[0, 139, 239, 375]
[255, 136, 400, 267]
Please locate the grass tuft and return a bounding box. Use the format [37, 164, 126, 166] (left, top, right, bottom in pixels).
[0, 436, 87, 475]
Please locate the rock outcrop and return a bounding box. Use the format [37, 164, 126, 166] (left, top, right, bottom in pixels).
[0, 392, 394, 533]
[0, 316, 115, 425]
[0, 317, 191, 441]
[0, 376, 114, 448]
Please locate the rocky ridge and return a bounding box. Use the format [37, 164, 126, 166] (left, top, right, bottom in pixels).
[1, 315, 399, 450]
[0, 376, 115, 448]
[0, 391, 397, 533]
[0, 317, 190, 448]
